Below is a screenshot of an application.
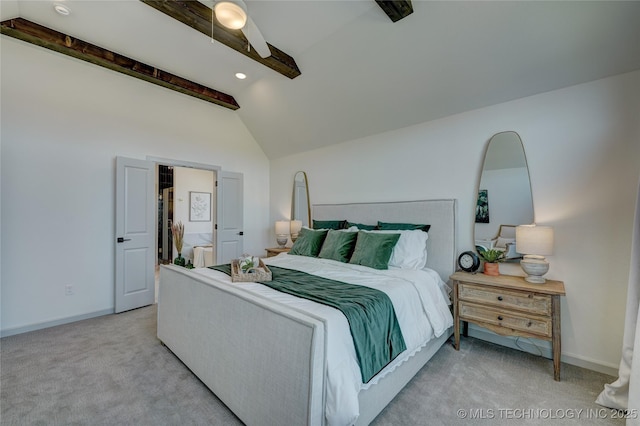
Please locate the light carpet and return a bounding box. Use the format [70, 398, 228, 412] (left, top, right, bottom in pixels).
[0, 304, 623, 425]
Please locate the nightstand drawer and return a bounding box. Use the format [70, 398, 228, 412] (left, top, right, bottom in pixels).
[459, 301, 552, 337]
[458, 283, 551, 316]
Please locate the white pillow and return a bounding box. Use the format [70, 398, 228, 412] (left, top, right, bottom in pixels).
[368, 229, 428, 270]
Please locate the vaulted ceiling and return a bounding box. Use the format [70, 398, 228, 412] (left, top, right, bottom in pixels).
[2, 1, 640, 159]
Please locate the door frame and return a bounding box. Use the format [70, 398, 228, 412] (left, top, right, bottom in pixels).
[147, 156, 221, 266]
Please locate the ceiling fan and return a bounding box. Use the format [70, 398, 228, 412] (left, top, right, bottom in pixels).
[208, 0, 271, 58]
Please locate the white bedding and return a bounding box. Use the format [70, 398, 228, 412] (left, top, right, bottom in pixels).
[191, 253, 453, 425]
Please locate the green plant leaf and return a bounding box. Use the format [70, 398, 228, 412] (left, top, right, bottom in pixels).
[478, 248, 506, 263]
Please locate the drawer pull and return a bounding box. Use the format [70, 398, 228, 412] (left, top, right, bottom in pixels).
[497, 296, 503, 301]
[497, 316, 504, 321]
[527, 321, 532, 327]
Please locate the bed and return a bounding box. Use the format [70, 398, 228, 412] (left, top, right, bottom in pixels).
[157, 199, 457, 425]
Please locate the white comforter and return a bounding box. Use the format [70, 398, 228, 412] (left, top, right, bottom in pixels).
[192, 254, 453, 426]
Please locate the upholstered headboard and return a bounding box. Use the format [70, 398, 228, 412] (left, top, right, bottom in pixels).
[312, 199, 457, 281]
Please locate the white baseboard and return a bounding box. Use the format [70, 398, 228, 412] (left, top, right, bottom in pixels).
[0, 309, 114, 338]
[467, 326, 619, 377]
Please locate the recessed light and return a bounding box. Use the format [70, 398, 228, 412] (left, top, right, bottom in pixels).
[235, 72, 247, 80]
[53, 3, 71, 16]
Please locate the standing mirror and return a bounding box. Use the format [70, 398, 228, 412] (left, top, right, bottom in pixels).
[291, 171, 311, 228]
[475, 131, 534, 261]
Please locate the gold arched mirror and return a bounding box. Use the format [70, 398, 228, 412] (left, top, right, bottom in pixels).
[291, 171, 311, 229]
[475, 132, 534, 261]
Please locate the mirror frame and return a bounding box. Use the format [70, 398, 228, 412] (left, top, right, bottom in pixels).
[474, 131, 534, 257]
[291, 171, 311, 227]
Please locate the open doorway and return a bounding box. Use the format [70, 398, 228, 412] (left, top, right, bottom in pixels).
[157, 165, 174, 265]
[117, 156, 242, 311]
[156, 164, 217, 268]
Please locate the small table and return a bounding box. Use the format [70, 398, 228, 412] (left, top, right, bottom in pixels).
[265, 247, 290, 257]
[450, 271, 566, 381]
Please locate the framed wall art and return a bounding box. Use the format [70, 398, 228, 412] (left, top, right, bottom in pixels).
[190, 191, 211, 222]
[476, 189, 490, 223]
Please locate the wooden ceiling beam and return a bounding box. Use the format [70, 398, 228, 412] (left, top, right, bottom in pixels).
[1, 18, 240, 110]
[376, 0, 413, 22]
[139, 0, 301, 79]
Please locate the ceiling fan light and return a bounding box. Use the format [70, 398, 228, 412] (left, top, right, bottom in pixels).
[214, 2, 247, 30]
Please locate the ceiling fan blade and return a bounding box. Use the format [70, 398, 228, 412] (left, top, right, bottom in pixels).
[242, 16, 271, 58]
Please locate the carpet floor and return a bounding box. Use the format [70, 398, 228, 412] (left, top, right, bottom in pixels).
[0, 304, 623, 425]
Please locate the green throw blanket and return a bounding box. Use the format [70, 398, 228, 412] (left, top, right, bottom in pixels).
[209, 264, 406, 383]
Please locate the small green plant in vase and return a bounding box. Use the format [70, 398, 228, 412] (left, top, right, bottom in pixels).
[477, 248, 505, 276]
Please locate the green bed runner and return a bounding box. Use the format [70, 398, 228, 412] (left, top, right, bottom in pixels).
[209, 264, 406, 383]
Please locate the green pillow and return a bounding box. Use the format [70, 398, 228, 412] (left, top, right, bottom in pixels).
[289, 228, 328, 257]
[312, 219, 346, 230]
[346, 221, 377, 231]
[349, 231, 401, 270]
[318, 230, 358, 263]
[377, 221, 431, 232]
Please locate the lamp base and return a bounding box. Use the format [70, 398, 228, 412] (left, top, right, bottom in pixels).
[520, 255, 549, 284]
[276, 235, 288, 248]
[524, 275, 547, 284]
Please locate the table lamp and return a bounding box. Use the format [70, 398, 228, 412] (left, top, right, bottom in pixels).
[275, 220, 289, 248]
[516, 224, 554, 283]
[290, 220, 303, 242]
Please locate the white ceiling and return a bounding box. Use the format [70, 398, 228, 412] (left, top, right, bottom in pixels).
[3, 1, 640, 159]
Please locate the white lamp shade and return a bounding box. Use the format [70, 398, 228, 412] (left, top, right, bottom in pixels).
[290, 220, 303, 234]
[516, 225, 554, 255]
[214, 1, 247, 30]
[275, 220, 289, 235]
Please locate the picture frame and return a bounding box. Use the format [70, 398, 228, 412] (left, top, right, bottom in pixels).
[189, 191, 211, 222]
[476, 189, 490, 223]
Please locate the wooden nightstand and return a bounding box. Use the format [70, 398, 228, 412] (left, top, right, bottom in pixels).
[450, 271, 566, 381]
[265, 247, 290, 257]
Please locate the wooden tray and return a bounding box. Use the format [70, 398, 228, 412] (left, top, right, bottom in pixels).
[231, 258, 272, 282]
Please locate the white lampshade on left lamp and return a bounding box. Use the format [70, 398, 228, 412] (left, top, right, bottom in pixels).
[275, 220, 289, 248]
[516, 225, 554, 283]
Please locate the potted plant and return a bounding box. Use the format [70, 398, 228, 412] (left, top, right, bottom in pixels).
[477, 248, 505, 276]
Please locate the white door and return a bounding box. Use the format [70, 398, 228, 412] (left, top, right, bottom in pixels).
[217, 171, 244, 264]
[115, 156, 155, 313]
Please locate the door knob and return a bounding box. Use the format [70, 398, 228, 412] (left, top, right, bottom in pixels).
[117, 237, 132, 243]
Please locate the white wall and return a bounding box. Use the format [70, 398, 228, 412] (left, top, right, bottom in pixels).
[270, 71, 640, 374]
[0, 38, 271, 334]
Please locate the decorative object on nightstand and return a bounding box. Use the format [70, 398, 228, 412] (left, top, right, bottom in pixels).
[265, 247, 290, 257]
[516, 224, 554, 283]
[451, 271, 566, 381]
[477, 248, 506, 276]
[458, 251, 480, 273]
[275, 220, 289, 248]
[290, 220, 302, 242]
